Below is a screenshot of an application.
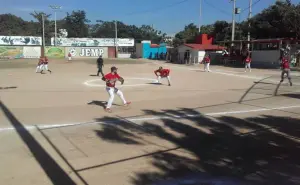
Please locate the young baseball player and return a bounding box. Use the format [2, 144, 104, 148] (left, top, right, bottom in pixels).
[36, 56, 44, 73]
[68, 52, 72, 61]
[40, 56, 52, 74]
[203, 54, 211, 72]
[244, 54, 251, 72]
[280, 55, 292, 86]
[102, 66, 131, 112]
[154, 66, 171, 86]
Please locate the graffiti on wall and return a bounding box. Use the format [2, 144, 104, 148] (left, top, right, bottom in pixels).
[53, 38, 134, 47]
[65, 47, 108, 58]
[45, 47, 65, 58]
[0, 46, 23, 59]
[0, 36, 42, 46]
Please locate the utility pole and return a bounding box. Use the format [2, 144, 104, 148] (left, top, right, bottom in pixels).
[199, 0, 202, 33]
[231, 0, 236, 46]
[49, 5, 62, 46]
[115, 21, 118, 58]
[42, 13, 45, 57]
[247, 0, 252, 49]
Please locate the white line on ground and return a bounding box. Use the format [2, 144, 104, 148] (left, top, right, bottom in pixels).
[1, 105, 299, 132]
[83, 77, 157, 87]
[152, 61, 300, 85]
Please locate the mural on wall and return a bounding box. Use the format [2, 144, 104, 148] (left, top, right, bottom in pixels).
[65, 47, 108, 58]
[0, 46, 23, 59]
[45, 47, 65, 58]
[0, 36, 42, 46]
[23, 46, 41, 58]
[52, 38, 134, 47]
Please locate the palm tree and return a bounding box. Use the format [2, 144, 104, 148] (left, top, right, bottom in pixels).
[30, 11, 51, 24]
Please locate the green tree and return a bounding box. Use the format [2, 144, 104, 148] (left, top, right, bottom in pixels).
[173, 23, 199, 46]
[30, 11, 53, 44]
[64, 10, 89, 37]
[0, 14, 30, 35]
[91, 20, 166, 44]
[249, 1, 295, 39]
[200, 24, 214, 35]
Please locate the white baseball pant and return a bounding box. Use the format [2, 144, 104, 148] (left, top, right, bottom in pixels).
[204, 63, 210, 72]
[157, 76, 171, 84]
[106, 87, 127, 108]
[36, 65, 41, 72]
[245, 63, 251, 72]
[41, 64, 48, 71]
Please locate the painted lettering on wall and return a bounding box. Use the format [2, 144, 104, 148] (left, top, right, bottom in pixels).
[79, 48, 104, 57]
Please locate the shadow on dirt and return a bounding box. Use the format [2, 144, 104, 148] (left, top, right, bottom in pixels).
[88, 106, 300, 185]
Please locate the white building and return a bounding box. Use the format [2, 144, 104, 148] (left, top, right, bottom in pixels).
[177, 44, 225, 64]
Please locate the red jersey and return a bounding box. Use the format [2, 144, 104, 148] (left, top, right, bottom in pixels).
[68, 53, 71, 57]
[245, 57, 251, 63]
[204, 56, 210, 63]
[43, 58, 49, 64]
[155, 69, 170, 77]
[281, 58, 290, 69]
[104, 73, 121, 87]
[38, 58, 44, 65]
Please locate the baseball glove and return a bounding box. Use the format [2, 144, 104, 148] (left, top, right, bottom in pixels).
[119, 77, 124, 85]
[101, 76, 106, 81]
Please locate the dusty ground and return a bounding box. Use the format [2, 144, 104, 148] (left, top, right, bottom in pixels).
[0, 58, 300, 185]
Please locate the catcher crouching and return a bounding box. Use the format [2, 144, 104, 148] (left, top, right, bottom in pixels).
[102, 66, 131, 112]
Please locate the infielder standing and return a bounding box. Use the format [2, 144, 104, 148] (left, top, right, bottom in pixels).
[40, 56, 52, 74]
[280, 54, 292, 86]
[102, 66, 131, 112]
[244, 54, 252, 72]
[203, 54, 211, 72]
[154, 66, 171, 86]
[36, 56, 44, 73]
[68, 52, 72, 61]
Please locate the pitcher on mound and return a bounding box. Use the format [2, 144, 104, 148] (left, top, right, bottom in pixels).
[102, 66, 131, 112]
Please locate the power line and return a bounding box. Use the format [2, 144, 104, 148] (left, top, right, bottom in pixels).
[203, 0, 231, 16]
[240, 0, 261, 14]
[125, 0, 190, 16]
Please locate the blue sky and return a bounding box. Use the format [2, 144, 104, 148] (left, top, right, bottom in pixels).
[0, 0, 299, 34]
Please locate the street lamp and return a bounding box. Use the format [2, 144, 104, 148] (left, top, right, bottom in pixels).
[49, 5, 62, 46]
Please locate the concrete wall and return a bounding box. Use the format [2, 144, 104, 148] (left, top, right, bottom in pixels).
[0, 45, 136, 59]
[252, 50, 280, 64]
[118, 53, 131, 58]
[23, 46, 41, 58]
[142, 43, 167, 59]
[177, 45, 222, 64]
[135, 43, 143, 58]
[177, 45, 204, 64]
[0, 46, 23, 59]
[65, 47, 108, 58]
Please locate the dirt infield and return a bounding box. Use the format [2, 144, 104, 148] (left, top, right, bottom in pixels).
[1, 58, 300, 185]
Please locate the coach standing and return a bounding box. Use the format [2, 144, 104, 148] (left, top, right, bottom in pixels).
[97, 55, 104, 77]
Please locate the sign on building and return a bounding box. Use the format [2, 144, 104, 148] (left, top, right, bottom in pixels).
[65, 47, 108, 58]
[0, 36, 42, 46]
[52, 38, 134, 47]
[0, 46, 23, 59]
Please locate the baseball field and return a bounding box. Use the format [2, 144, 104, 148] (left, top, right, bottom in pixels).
[0, 58, 300, 185]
